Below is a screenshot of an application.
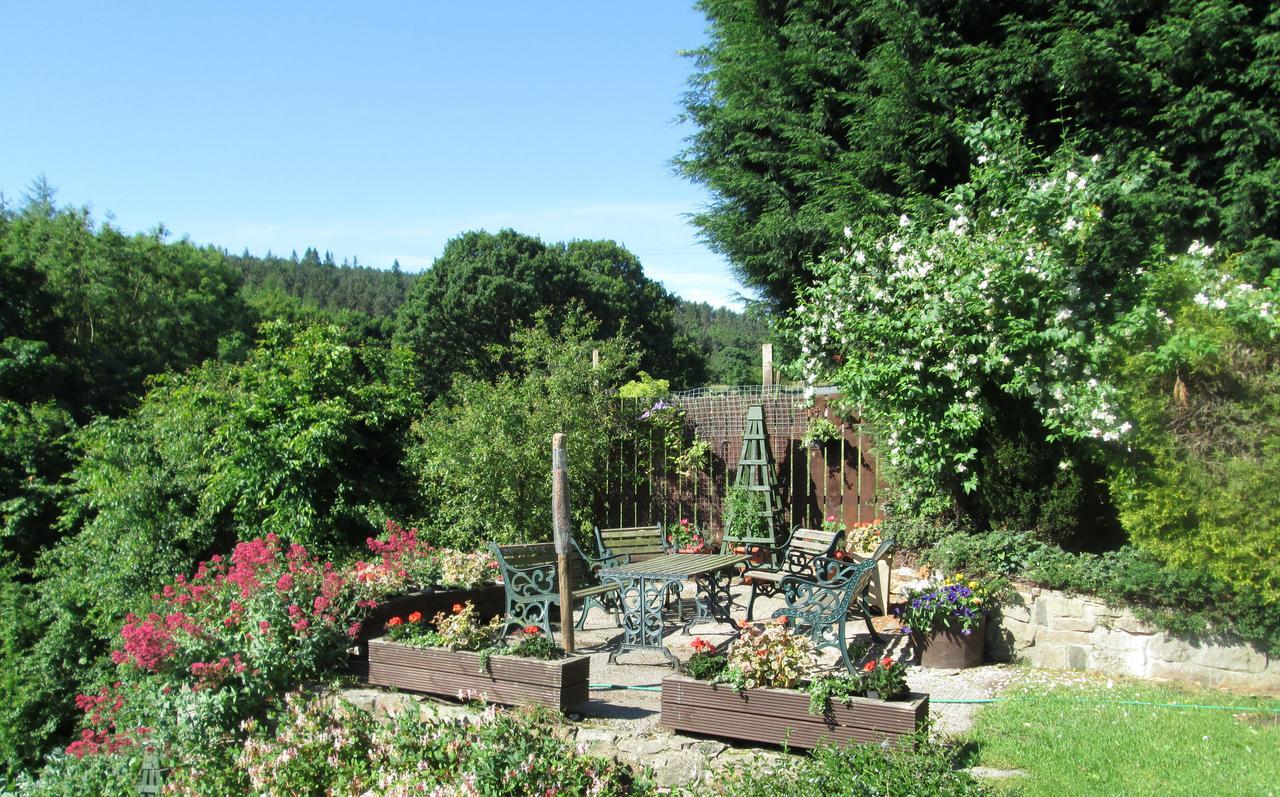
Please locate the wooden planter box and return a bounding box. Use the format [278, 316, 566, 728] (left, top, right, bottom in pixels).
[367, 638, 590, 710]
[358, 583, 505, 645]
[911, 616, 987, 668]
[660, 675, 928, 749]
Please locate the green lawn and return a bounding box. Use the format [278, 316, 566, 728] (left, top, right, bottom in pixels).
[965, 674, 1280, 797]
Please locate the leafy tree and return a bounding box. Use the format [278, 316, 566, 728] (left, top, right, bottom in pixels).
[679, 0, 1280, 309]
[405, 310, 637, 549]
[0, 199, 252, 417]
[394, 229, 703, 397]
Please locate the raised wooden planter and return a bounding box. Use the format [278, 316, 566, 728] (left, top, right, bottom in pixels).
[660, 675, 928, 749]
[911, 615, 987, 668]
[367, 638, 590, 710]
[358, 583, 505, 645]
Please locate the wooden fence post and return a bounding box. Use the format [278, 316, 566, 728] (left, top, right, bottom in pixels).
[551, 433, 575, 652]
[761, 344, 773, 386]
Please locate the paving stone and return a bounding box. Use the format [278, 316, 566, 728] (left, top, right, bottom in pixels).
[652, 750, 705, 788]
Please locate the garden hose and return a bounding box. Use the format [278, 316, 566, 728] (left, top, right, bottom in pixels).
[589, 683, 664, 692]
[928, 696, 1280, 713]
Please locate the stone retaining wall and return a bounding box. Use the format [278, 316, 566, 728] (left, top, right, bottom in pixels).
[986, 585, 1280, 694]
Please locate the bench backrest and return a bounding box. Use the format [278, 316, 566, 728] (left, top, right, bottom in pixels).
[786, 527, 844, 558]
[490, 541, 596, 591]
[594, 524, 666, 561]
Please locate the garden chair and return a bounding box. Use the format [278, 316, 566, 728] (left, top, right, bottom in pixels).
[772, 556, 883, 672]
[489, 541, 624, 637]
[593, 524, 686, 617]
[743, 526, 844, 620]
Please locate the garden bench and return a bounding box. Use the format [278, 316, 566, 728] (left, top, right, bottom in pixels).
[594, 523, 688, 616]
[845, 536, 896, 614]
[743, 527, 844, 619]
[489, 541, 623, 637]
[592, 524, 668, 562]
[773, 555, 883, 672]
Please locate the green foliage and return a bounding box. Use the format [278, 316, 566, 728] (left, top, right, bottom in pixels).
[406, 311, 637, 549]
[722, 482, 768, 543]
[917, 525, 1280, 655]
[232, 247, 415, 322]
[672, 300, 768, 385]
[708, 727, 991, 796]
[0, 199, 251, 417]
[1106, 258, 1280, 602]
[161, 694, 651, 796]
[618, 371, 670, 399]
[679, 0, 1280, 309]
[394, 229, 701, 397]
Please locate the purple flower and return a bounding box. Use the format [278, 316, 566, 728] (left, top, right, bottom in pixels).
[961, 628, 972, 636]
[900, 626, 912, 635]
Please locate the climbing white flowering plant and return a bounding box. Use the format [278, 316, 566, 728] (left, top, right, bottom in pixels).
[786, 116, 1279, 511]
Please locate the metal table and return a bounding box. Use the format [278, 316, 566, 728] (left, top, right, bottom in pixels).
[598, 552, 750, 668]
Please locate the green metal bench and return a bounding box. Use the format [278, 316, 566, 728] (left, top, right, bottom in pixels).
[489, 541, 623, 637]
[743, 526, 845, 619]
[772, 555, 884, 672]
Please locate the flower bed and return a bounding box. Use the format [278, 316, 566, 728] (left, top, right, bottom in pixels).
[356, 584, 505, 645]
[659, 675, 928, 749]
[367, 639, 590, 710]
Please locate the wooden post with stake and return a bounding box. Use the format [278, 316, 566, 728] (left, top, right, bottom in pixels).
[551, 433, 575, 652]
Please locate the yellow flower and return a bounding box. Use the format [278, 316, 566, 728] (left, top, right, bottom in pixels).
[968, 580, 979, 589]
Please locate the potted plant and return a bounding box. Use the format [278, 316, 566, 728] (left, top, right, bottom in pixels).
[801, 415, 842, 449]
[366, 602, 590, 710]
[661, 624, 928, 749]
[896, 573, 1004, 668]
[668, 517, 713, 553]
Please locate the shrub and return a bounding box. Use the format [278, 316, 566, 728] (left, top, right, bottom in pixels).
[164, 692, 652, 796]
[709, 727, 991, 796]
[723, 620, 817, 690]
[405, 311, 637, 550]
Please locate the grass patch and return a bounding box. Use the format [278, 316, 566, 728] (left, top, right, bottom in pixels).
[965, 674, 1280, 796]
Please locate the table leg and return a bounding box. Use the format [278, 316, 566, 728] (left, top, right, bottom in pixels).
[606, 575, 680, 668]
[684, 568, 741, 634]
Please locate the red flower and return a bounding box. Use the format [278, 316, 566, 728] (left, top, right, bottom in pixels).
[863, 661, 876, 672]
[523, 625, 542, 635]
[386, 616, 403, 628]
[881, 656, 894, 668]
[452, 603, 464, 614]
[408, 611, 423, 624]
[691, 637, 713, 653]
[776, 616, 788, 626]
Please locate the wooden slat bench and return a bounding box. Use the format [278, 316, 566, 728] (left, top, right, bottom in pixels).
[593, 524, 668, 562]
[743, 527, 844, 619]
[489, 541, 623, 637]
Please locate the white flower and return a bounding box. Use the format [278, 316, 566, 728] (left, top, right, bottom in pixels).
[1063, 217, 1079, 232]
[889, 239, 904, 253]
[854, 250, 866, 264]
[911, 360, 923, 371]
[956, 463, 967, 473]
[1193, 292, 1210, 306]
[844, 226, 853, 239]
[1212, 298, 1227, 310]
[899, 214, 911, 227]
[977, 154, 989, 164]
[1118, 421, 1132, 435]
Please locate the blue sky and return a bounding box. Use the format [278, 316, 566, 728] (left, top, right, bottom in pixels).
[0, 1, 749, 307]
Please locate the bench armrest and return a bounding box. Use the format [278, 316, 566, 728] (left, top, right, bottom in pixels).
[501, 562, 557, 598]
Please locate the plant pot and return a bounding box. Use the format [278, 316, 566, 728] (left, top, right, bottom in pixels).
[367, 639, 590, 710]
[659, 675, 928, 749]
[847, 548, 894, 616]
[910, 616, 987, 668]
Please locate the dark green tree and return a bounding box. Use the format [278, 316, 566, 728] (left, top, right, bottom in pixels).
[393, 229, 704, 396]
[678, 0, 1280, 309]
